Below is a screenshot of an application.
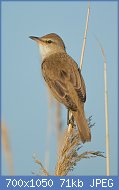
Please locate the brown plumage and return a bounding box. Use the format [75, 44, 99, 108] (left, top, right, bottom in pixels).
[29, 33, 91, 143]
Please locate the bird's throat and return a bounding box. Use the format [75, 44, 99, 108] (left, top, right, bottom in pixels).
[39, 45, 65, 61]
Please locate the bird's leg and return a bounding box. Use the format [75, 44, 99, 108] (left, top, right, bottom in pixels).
[70, 115, 75, 127]
[67, 109, 75, 127]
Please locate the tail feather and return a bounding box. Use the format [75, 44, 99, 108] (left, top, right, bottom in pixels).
[72, 110, 91, 143]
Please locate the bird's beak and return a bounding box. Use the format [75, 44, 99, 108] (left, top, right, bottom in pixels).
[29, 36, 45, 45]
[29, 36, 40, 42]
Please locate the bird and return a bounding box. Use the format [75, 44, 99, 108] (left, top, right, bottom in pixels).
[29, 33, 91, 143]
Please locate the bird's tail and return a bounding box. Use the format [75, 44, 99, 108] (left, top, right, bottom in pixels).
[72, 110, 91, 143]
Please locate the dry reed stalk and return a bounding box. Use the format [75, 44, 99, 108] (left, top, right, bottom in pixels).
[55, 126, 80, 176]
[80, 0, 90, 70]
[95, 38, 110, 176]
[101, 47, 110, 176]
[1, 122, 14, 175]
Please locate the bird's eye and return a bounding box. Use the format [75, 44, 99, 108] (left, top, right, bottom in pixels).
[47, 40, 52, 44]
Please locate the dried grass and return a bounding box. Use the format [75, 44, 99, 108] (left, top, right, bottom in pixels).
[55, 124, 104, 176]
[33, 154, 49, 176]
[1, 122, 14, 175]
[33, 118, 104, 176]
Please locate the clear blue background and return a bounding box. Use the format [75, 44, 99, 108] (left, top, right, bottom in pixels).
[1, 1, 118, 175]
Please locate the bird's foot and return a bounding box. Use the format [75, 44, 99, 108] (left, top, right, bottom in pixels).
[67, 115, 76, 127]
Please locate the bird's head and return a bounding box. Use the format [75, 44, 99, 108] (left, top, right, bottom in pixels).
[29, 33, 66, 60]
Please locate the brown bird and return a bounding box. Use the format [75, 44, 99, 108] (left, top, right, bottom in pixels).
[29, 33, 91, 143]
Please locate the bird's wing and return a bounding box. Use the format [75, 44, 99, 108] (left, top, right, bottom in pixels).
[72, 68, 86, 102]
[65, 54, 86, 102]
[42, 53, 86, 111]
[43, 74, 78, 111]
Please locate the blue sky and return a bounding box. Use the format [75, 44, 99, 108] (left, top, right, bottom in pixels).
[1, 1, 118, 175]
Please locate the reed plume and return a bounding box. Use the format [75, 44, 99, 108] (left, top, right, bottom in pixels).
[33, 119, 104, 176]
